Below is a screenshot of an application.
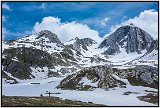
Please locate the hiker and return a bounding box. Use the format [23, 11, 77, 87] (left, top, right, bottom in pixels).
[48, 92, 51, 97]
[40, 94, 43, 97]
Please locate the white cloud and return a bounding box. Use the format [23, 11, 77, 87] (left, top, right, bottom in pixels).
[2, 3, 11, 11]
[2, 27, 9, 40]
[2, 15, 7, 39]
[33, 16, 102, 43]
[2, 15, 7, 22]
[108, 9, 158, 39]
[101, 17, 110, 26]
[40, 3, 46, 10]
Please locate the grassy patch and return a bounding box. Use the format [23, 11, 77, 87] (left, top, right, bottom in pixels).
[127, 77, 158, 89]
[137, 93, 158, 105]
[2, 96, 105, 106]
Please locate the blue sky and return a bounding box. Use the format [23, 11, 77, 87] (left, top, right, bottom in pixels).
[2, 2, 158, 40]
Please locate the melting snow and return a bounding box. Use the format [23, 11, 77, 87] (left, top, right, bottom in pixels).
[2, 76, 157, 106]
[80, 77, 98, 87]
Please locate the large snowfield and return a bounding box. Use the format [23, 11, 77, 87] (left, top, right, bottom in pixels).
[2, 76, 157, 106]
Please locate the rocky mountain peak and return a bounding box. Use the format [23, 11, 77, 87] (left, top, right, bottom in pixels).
[99, 25, 155, 55]
[75, 37, 80, 40]
[129, 23, 134, 26]
[73, 37, 97, 46]
[36, 30, 62, 45]
[72, 37, 97, 52]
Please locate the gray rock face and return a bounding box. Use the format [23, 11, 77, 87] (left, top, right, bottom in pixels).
[57, 65, 158, 90]
[114, 65, 158, 89]
[147, 39, 158, 53]
[132, 65, 158, 84]
[36, 30, 64, 47]
[99, 25, 155, 55]
[73, 37, 97, 52]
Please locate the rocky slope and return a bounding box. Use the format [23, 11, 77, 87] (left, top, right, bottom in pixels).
[71, 37, 97, 52]
[57, 65, 158, 90]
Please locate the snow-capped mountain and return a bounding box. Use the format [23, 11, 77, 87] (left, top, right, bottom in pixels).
[2, 30, 105, 83]
[99, 24, 154, 55]
[65, 37, 98, 56]
[2, 24, 158, 82]
[97, 24, 158, 65]
[2, 25, 158, 106]
[36, 30, 63, 45]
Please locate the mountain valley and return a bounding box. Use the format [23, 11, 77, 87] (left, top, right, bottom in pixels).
[2, 24, 158, 106]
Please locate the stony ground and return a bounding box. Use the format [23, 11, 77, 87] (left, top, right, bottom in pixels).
[2, 96, 105, 106]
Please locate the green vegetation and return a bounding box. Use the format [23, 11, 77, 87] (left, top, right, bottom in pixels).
[123, 91, 139, 95]
[2, 96, 105, 106]
[137, 93, 158, 105]
[127, 77, 158, 89]
[3, 47, 54, 68]
[2, 47, 55, 80]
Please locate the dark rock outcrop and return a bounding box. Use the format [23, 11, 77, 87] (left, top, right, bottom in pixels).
[57, 65, 126, 90]
[126, 65, 158, 89]
[57, 65, 158, 90]
[3, 47, 55, 68]
[51, 46, 77, 66]
[2, 58, 34, 80]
